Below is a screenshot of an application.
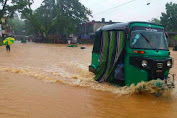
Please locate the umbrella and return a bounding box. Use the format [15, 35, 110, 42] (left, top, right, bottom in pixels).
[3, 37, 15, 45]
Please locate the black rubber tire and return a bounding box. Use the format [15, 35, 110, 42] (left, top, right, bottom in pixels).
[81, 47, 86, 49]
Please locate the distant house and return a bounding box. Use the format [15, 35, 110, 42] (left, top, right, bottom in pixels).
[78, 18, 119, 43]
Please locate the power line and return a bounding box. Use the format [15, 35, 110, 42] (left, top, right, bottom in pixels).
[92, 0, 146, 18]
[92, 0, 169, 22]
[93, 0, 161, 19]
[92, 0, 140, 11]
[93, 0, 137, 16]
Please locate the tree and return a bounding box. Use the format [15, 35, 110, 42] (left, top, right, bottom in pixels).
[22, 0, 91, 42]
[55, 0, 91, 35]
[7, 16, 25, 35]
[160, 2, 177, 31]
[0, 0, 34, 19]
[149, 18, 161, 25]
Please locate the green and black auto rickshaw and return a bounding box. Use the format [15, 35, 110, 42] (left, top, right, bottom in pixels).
[21, 37, 27, 43]
[89, 22, 174, 88]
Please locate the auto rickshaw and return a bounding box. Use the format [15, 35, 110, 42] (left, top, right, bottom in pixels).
[89, 22, 174, 88]
[21, 37, 27, 43]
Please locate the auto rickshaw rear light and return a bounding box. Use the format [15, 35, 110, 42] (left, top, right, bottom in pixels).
[169, 52, 171, 55]
[133, 50, 145, 54]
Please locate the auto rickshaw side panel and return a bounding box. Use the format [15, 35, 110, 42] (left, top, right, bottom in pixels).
[90, 29, 102, 73]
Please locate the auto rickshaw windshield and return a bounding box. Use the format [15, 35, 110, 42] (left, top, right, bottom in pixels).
[130, 30, 168, 50]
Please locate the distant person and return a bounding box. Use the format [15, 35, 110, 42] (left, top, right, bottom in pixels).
[6, 45, 10, 51]
[68, 39, 71, 45]
[27, 38, 30, 42]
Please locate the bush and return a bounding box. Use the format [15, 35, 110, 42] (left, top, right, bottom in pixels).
[0, 42, 3, 46]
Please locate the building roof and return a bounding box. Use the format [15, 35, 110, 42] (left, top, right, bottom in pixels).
[94, 21, 118, 24]
[101, 21, 164, 31]
[101, 22, 129, 31]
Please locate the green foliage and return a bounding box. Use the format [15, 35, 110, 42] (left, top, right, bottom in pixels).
[160, 2, 177, 31]
[21, 0, 91, 41]
[0, 41, 3, 46]
[174, 35, 177, 40]
[0, 37, 3, 46]
[7, 17, 25, 35]
[0, 0, 33, 19]
[149, 18, 161, 25]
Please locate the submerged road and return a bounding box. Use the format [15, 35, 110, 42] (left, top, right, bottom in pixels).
[0, 41, 177, 118]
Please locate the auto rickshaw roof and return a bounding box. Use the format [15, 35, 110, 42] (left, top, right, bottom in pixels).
[101, 21, 164, 31]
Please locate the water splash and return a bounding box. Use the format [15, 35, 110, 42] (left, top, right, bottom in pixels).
[0, 65, 176, 96]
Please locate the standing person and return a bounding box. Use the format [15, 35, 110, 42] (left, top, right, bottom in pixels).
[67, 38, 71, 45]
[3, 37, 15, 51]
[6, 45, 10, 51]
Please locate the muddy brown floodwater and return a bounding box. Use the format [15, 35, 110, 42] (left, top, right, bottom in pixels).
[0, 41, 177, 118]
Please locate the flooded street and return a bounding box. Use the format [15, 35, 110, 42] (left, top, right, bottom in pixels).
[0, 41, 177, 118]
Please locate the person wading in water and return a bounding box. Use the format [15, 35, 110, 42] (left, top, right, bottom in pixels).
[6, 45, 10, 51]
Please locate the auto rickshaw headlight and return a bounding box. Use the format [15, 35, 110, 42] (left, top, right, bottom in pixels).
[142, 60, 148, 67]
[167, 61, 172, 67]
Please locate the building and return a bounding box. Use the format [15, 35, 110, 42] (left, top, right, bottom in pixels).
[0, 16, 12, 39]
[78, 18, 119, 43]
